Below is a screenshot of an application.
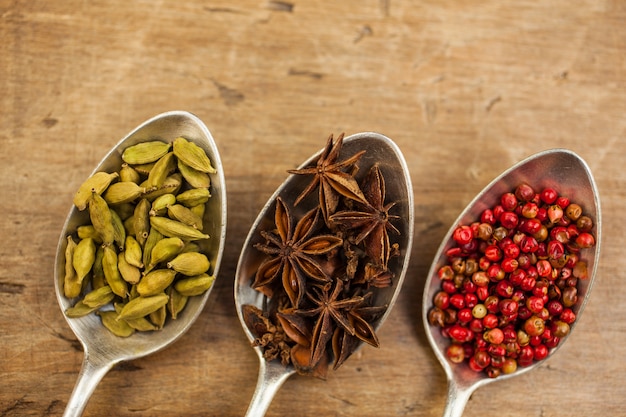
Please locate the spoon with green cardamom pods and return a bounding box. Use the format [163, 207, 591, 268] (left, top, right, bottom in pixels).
[54, 111, 227, 416]
[234, 132, 414, 417]
[422, 149, 601, 417]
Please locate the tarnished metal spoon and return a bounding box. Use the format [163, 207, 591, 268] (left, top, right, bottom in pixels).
[234, 132, 415, 417]
[54, 111, 227, 417]
[422, 148, 601, 417]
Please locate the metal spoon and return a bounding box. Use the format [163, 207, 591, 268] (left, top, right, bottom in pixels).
[422, 148, 601, 417]
[53, 111, 228, 417]
[234, 132, 415, 417]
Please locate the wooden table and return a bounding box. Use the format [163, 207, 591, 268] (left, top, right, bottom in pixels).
[2, 1, 625, 416]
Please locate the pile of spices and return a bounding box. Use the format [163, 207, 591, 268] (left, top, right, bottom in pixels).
[428, 183, 596, 377]
[243, 133, 402, 379]
[63, 137, 217, 337]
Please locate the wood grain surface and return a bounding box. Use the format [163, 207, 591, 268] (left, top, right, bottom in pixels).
[1, 1, 625, 416]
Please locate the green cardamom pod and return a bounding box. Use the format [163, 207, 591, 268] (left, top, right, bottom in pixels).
[148, 237, 185, 270]
[65, 300, 98, 318]
[82, 285, 115, 308]
[172, 136, 216, 174]
[117, 293, 169, 321]
[167, 252, 210, 276]
[150, 193, 177, 217]
[63, 235, 81, 299]
[167, 204, 203, 231]
[149, 304, 167, 329]
[89, 192, 116, 246]
[72, 237, 96, 283]
[175, 188, 211, 208]
[177, 159, 211, 189]
[167, 286, 189, 320]
[133, 198, 151, 246]
[99, 310, 135, 337]
[110, 208, 126, 251]
[124, 235, 143, 268]
[142, 226, 164, 269]
[146, 152, 176, 188]
[136, 269, 177, 296]
[119, 163, 141, 184]
[91, 245, 106, 290]
[174, 273, 215, 296]
[102, 245, 128, 298]
[150, 216, 209, 241]
[121, 140, 171, 165]
[76, 225, 101, 243]
[118, 251, 141, 284]
[121, 314, 159, 332]
[103, 181, 146, 205]
[73, 171, 119, 211]
[189, 203, 205, 221]
[141, 173, 182, 201]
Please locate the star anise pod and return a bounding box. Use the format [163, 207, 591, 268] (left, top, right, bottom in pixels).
[331, 294, 388, 369]
[253, 197, 343, 307]
[242, 304, 291, 365]
[295, 279, 364, 368]
[328, 164, 400, 269]
[287, 133, 369, 223]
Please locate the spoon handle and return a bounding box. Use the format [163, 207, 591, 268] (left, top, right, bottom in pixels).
[63, 352, 114, 417]
[442, 379, 474, 417]
[244, 357, 295, 417]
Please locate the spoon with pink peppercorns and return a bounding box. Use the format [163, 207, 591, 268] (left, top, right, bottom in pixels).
[422, 149, 601, 417]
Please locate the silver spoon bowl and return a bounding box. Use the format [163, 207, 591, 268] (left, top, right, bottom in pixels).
[54, 111, 227, 417]
[235, 132, 415, 417]
[422, 148, 601, 417]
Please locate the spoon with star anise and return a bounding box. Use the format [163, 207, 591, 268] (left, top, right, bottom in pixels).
[235, 132, 414, 417]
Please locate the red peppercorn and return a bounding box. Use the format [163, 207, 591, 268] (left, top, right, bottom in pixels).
[547, 240, 565, 260]
[546, 299, 564, 316]
[457, 308, 473, 324]
[576, 232, 595, 249]
[501, 192, 518, 211]
[521, 202, 539, 219]
[565, 203, 582, 221]
[520, 235, 539, 253]
[483, 313, 499, 329]
[540, 188, 558, 204]
[526, 295, 545, 314]
[441, 280, 457, 294]
[473, 350, 491, 369]
[476, 286, 489, 301]
[448, 324, 471, 343]
[515, 183, 536, 202]
[500, 211, 519, 229]
[498, 298, 519, 316]
[495, 280, 514, 298]
[533, 344, 549, 361]
[469, 319, 484, 334]
[446, 343, 465, 363]
[562, 286, 578, 307]
[433, 291, 450, 309]
[453, 225, 474, 245]
[465, 293, 478, 308]
[536, 260, 553, 278]
[524, 316, 545, 337]
[483, 327, 505, 345]
[547, 204, 562, 223]
[556, 196, 570, 209]
[502, 358, 518, 374]
[484, 244, 502, 262]
[449, 293, 466, 310]
[545, 335, 560, 348]
[560, 308, 576, 324]
[481, 209, 496, 225]
[501, 257, 519, 273]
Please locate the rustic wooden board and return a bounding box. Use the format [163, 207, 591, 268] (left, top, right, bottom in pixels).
[1, 1, 625, 416]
